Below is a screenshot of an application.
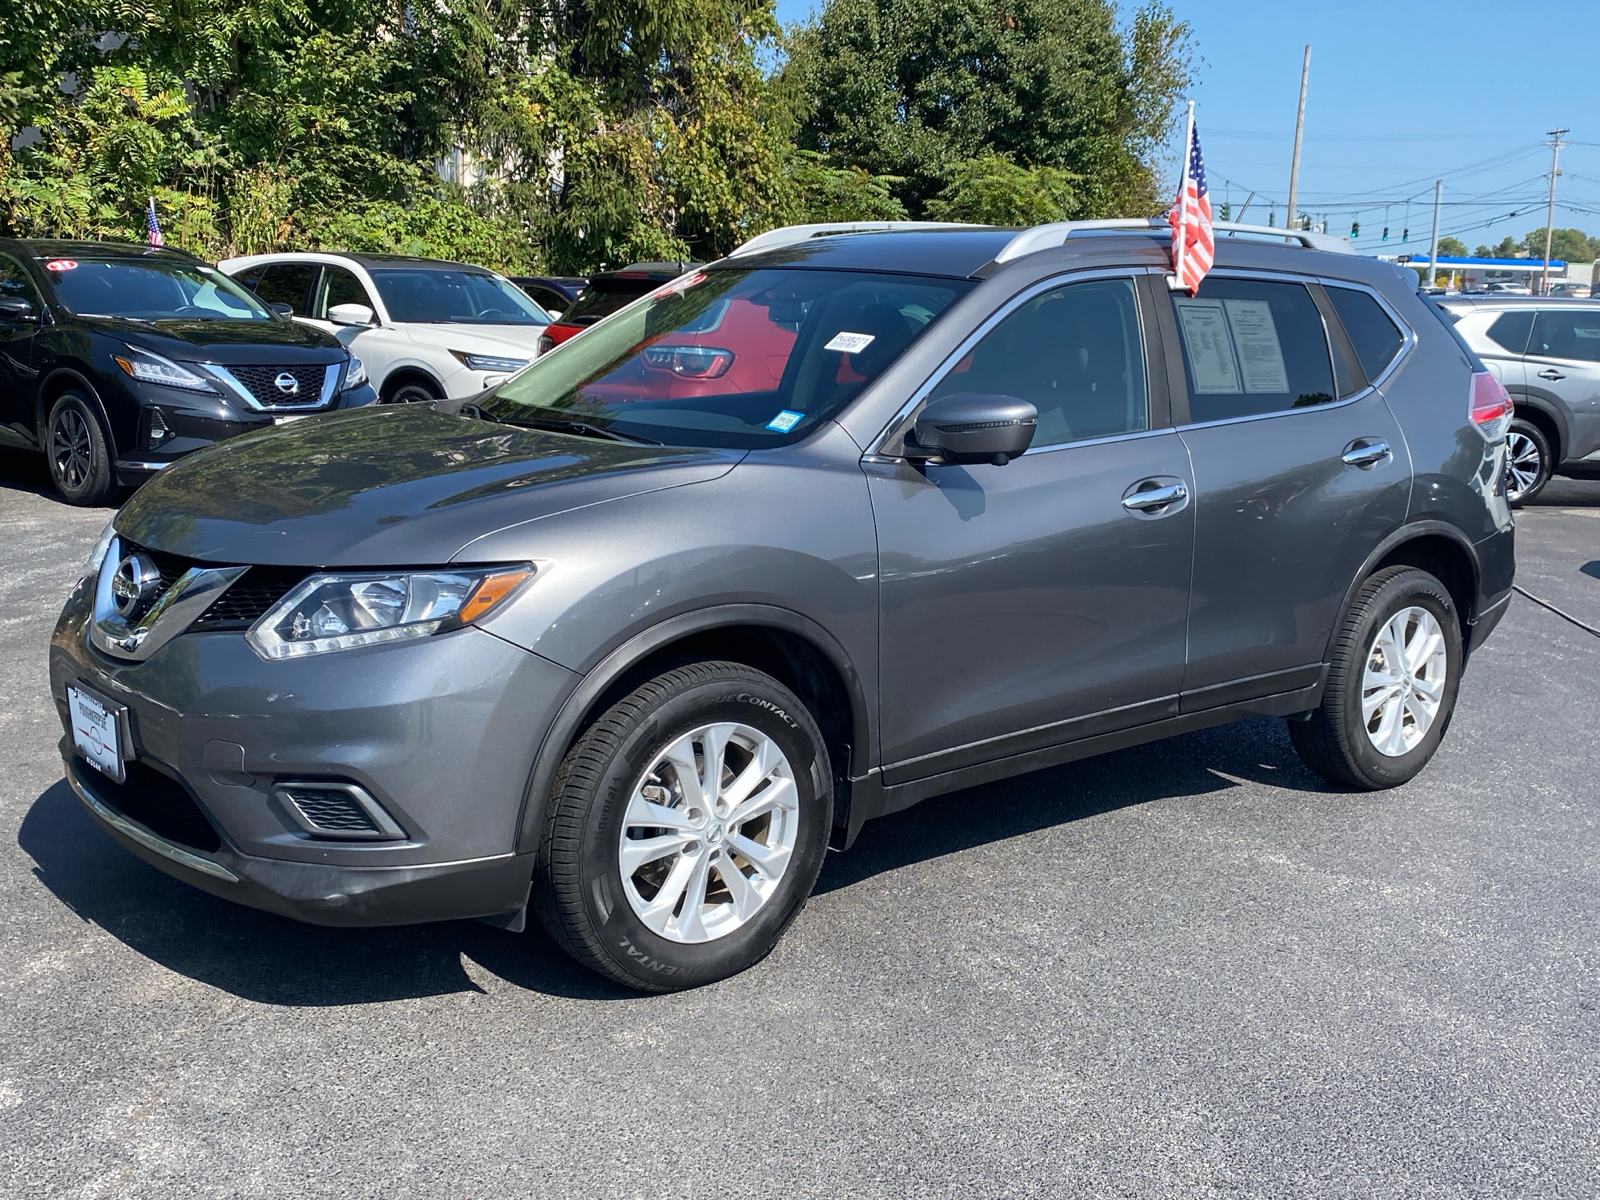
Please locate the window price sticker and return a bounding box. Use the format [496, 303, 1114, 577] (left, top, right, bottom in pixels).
[824, 331, 875, 354]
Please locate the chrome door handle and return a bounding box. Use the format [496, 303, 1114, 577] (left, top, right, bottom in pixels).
[1342, 439, 1392, 468]
[1122, 482, 1187, 511]
[1537, 369, 1566, 381]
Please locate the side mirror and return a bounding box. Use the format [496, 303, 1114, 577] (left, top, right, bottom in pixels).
[0, 296, 38, 324]
[907, 392, 1037, 466]
[269, 303, 294, 318]
[328, 303, 376, 328]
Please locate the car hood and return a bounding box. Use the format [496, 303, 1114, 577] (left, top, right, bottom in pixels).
[116, 405, 745, 566]
[84, 315, 344, 363]
[399, 323, 549, 357]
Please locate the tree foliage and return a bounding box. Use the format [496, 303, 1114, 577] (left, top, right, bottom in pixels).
[783, 0, 1192, 219]
[2, 0, 1195, 270]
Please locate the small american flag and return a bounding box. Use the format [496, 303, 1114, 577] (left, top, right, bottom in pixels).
[1168, 109, 1213, 294]
[146, 197, 163, 247]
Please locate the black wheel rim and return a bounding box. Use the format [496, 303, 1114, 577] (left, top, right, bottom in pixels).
[51, 409, 92, 490]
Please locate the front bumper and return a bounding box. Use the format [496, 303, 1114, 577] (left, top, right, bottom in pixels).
[51, 576, 577, 926]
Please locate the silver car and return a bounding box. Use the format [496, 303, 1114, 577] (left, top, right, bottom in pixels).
[1437, 296, 1600, 503]
[52, 219, 1516, 992]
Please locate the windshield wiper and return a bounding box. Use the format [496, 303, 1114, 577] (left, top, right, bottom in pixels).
[465, 408, 661, 446]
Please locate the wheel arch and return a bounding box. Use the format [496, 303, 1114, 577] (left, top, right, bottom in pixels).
[37, 366, 120, 457]
[1338, 524, 1481, 659]
[1508, 391, 1566, 461]
[512, 605, 872, 855]
[379, 365, 446, 403]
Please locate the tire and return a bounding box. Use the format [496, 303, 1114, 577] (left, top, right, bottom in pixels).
[533, 661, 833, 992]
[45, 392, 118, 506]
[382, 376, 443, 405]
[1504, 417, 1551, 507]
[1288, 566, 1462, 790]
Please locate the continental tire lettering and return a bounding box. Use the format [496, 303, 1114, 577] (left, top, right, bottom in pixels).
[616, 936, 681, 975]
[734, 692, 799, 727]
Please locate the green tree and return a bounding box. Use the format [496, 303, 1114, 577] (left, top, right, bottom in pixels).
[783, 0, 1192, 218]
[924, 155, 1077, 225]
[1436, 236, 1468, 257]
[1521, 227, 1600, 262]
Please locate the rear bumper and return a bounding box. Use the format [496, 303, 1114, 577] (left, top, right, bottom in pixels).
[65, 754, 534, 926]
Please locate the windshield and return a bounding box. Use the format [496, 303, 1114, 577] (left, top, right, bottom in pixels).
[45, 259, 274, 321]
[369, 269, 550, 325]
[483, 267, 974, 448]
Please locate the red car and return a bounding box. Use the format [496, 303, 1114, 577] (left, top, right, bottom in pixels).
[537, 263, 701, 353]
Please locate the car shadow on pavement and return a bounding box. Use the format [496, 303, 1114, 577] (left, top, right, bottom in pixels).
[19, 719, 1330, 1007]
[817, 717, 1331, 895]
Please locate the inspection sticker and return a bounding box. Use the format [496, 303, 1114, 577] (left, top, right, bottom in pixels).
[45, 259, 78, 271]
[824, 331, 875, 354]
[765, 410, 804, 432]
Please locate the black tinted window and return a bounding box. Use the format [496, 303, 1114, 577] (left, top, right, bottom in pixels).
[1530, 309, 1600, 363]
[0, 255, 38, 304]
[250, 263, 317, 315]
[1171, 278, 1335, 422]
[368, 269, 548, 325]
[1327, 286, 1404, 381]
[929, 277, 1147, 447]
[316, 266, 372, 317]
[1485, 310, 1534, 354]
[560, 281, 653, 326]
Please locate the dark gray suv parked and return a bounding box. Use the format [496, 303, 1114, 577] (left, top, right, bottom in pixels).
[1436, 296, 1600, 504]
[51, 220, 1516, 991]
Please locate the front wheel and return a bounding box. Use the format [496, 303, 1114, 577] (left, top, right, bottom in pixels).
[46, 392, 118, 506]
[533, 662, 833, 992]
[1504, 417, 1551, 507]
[382, 377, 443, 405]
[1288, 566, 1462, 790]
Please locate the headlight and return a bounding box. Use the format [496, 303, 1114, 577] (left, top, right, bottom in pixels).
[345, 356, 368, 389]
[112, 346, 215, 392]
[246, 565, 534, 659]
[450, 350, 531, 373]
[84, 519, 117, 579]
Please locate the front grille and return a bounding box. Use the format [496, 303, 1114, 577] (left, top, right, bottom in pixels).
[115, 540, 304, 634]
[280, 787, 381, 834]
[189, 566, 306, 631]
[86, 759, 223, 853]
[225, 364, 334, 409]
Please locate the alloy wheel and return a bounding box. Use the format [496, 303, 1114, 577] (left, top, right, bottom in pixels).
[51, 408, 93, 490]
[1361, 605, 1448, 757]
[617, 721, 799, 944]
[1504, 430, 1543, 502]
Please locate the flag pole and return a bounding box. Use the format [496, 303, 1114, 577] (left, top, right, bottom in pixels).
[1170, 99, 1195, 291]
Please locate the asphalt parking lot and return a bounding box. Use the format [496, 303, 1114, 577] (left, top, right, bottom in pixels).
[1, 448, 1597, 1199]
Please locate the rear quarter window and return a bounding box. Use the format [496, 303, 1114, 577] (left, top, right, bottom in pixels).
[1486, 310, 1535, 354]
[1326, 286, 1405, 381]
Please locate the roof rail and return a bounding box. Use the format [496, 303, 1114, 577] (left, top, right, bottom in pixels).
[992, 217, 1352, 263]
[729, 221, 987, 258]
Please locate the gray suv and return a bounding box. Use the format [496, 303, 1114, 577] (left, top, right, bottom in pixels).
[51, 219, 1516, 992]
[1437, 295, 1600, 504]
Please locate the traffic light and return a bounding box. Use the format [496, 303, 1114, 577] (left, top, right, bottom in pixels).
[1350, 220, 1360, 239]
[1382, 226, 1389, 241]
[1220, 202, 1230, 221]
[1402, 228, 1409, 242]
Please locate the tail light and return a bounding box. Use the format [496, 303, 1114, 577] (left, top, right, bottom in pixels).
[1469, 371, 1513, 441]
[537, 333, 554, 355]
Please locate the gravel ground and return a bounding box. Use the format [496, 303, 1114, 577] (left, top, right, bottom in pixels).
[2, 450, 1597, 1199]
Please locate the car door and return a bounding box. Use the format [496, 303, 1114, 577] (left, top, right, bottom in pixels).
[0, 253, 43, 448]
[1525, 307, 1600, 462]
[1163, 273, 1411, 707]
[867, 273, 1195, 784]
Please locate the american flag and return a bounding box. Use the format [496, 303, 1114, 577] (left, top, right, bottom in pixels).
[1168, 112, 1213, 294]
[146, 197, 163, 247]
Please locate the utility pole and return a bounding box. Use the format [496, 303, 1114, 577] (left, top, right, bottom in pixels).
[1285, 45, 1311, 231]
[1540, 128, 1570, 295]
[1427, 179, 1442, 288]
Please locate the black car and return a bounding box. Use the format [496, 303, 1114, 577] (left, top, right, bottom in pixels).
[0, 239, 377, 505]
[506, 275, 589, 318]
[536, 261, 701, 352]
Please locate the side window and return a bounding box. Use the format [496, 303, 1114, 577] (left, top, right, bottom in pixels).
[1171, 277, 1334, 423]
[1485, 310, 1534, 355]
[927, 277, 1147, 448]
[232, 266, 266, 292]
[248, 263, 318, 315]
[0, 255, 40, 305]
[1326, 286, 1405, 382]
[1530, 309, 1600, 363]
[316, 266, 373, 318]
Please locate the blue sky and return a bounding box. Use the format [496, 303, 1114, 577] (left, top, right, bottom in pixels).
[773, 0, 1600, 256]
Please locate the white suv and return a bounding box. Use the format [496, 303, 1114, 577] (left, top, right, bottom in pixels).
[218, 252, 551, 404]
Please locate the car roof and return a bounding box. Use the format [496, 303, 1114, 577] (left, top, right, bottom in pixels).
[1, 238, 203, 264]
[717, 229, 1015, 278]
[230, 250, 493, 273]
[1437, 295, 1598, 311]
